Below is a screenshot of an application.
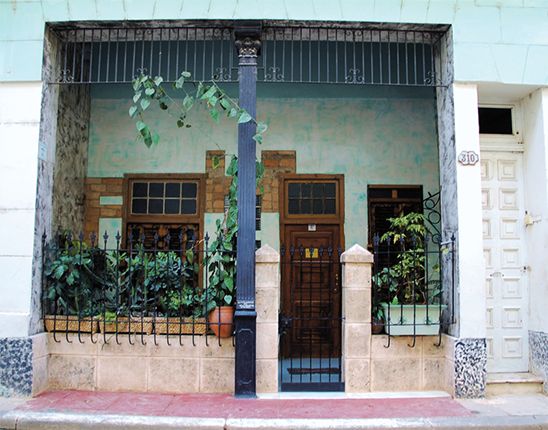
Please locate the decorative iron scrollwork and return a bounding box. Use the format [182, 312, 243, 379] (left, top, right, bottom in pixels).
[58, 69, 74, 83]
[423, 191, 442, 244]
[345, 68, 364, 84]
[212, 67, 232, 82]
[264, 66, 284, 82]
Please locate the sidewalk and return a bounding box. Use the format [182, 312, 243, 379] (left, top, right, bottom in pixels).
[0, 390, 547, 429]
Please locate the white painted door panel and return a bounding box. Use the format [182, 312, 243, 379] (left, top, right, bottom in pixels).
[481, 151, 528, 373]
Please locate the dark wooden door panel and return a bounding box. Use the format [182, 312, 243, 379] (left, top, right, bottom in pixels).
[281, 224, 341, 358]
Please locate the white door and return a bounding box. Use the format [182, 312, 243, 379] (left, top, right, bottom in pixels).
[481, 151, 529, 373]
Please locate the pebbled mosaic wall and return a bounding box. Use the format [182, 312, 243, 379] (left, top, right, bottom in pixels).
[51, 84, 90, 234]
[530, 330, 548, 394]
[454, 338, 487, 398]
[0, 338, 33, 397]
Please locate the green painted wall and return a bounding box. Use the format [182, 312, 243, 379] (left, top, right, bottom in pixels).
[1, 1, 548, 85]
[88, 86, 438, 248]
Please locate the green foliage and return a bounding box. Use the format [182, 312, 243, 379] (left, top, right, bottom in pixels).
[128, 71, 268, 313]
[129, 71, 268, 149]
[44, 241, 103, 316]
[372, 212, 441, 307]
[44, 243, 203, 318]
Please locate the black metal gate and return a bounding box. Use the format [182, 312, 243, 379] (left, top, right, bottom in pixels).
[279, 245, 343, 391]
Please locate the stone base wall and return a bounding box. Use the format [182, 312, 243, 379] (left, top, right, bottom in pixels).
[369, 335, 455, 394]
[42, 333, 234, 394]
[530, 330, 548, 394]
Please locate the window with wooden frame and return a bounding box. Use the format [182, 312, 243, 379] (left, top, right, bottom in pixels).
[123, 174, 205, 250]
[281, 176, 344, 223]
[367, 185, 423, 262]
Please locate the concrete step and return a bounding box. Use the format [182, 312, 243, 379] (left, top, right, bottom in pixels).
[486, 372, 544, 396]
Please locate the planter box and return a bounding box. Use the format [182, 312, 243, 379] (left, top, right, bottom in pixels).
[154, 317, 207, 335]
[44, 315, 98, 333]
[381, 304, 447, 336]
[98, 316, 153, 334]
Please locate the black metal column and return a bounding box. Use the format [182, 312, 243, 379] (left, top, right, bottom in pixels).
[234, 26, 261, 398]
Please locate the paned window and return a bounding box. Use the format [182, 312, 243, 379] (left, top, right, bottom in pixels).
[287, 182, 337, 215]
[124, 175, 204, 250]
[130, 181, 198, 216]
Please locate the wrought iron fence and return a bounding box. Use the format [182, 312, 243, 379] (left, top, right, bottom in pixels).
[372, 233, 455, 347]
[49, 23, 449, 87]
[41, 229, 235, 346]
[279, 245, 344, 391]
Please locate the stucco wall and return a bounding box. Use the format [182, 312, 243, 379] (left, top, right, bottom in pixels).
[522, 88, 548, 334]
[87, 89, 439, 248]
[1, 1, 548, 86]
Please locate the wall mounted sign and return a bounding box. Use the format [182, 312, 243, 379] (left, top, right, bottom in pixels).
[458, 151, 480, 166]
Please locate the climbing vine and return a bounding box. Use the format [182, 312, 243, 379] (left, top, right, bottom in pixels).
[129, 72, 266, 307]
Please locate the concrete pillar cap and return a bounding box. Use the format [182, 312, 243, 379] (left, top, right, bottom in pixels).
[255, 244, 280, 263]
[341, 244, 374, 263]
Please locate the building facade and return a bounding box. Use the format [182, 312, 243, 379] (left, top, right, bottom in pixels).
[0, 0, 547, 398]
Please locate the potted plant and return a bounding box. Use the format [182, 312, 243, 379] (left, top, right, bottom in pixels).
[97, 249, 154, 335]
[43, 239, 100, 333]
[153, 249, 206, 335]
[203, 159, 238, 338]
[373, 212, 446, 336]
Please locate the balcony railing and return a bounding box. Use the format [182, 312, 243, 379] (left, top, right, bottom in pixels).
[41, 230, 235, 346]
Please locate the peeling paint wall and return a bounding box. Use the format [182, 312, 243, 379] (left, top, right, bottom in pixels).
[88, 86, 439, 248]
[52, 84, 90, 234]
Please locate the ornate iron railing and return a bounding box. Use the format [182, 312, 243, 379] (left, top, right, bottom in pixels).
[41, 229, 235, 346]
[48, 22, 449, 87]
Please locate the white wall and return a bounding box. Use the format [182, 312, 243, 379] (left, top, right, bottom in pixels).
[453, 83, 486, 339]
[522, 88, 548, 334]
[0, 82, 41, 337]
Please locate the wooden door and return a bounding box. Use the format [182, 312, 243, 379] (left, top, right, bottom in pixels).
[281, 224, 342, 359]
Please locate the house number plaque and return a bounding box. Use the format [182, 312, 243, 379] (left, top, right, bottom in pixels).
[458, 151, 480, 166]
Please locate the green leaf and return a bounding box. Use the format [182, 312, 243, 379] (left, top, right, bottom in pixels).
[145, 87, 155, 96]
[224, 295, 232, 305]
[129, 105, 138, 118]
[140, 98, 151, 111]
[252, 134, 263, 144]
[209, 108, 220, 123]
[153, 76, 163, 86]
[212, 155, 220, 169]
[136, 121, 147, 131]
[133, 92, 141, 103]
[181, 71, 191, 78]
[201, 86, 217, 100]
[224, 277, 234, 291]
[183, 95, 194, 111]
[175, 76, 185, 89]
[256, 122, 268, 134]
[228, 108, 238, 118]
[152, 131, 160, 145]
[219, 98, 231, 110]
[238, 111, 252, 124]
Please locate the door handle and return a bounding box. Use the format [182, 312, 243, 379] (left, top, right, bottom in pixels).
[489, 271, 504, 278]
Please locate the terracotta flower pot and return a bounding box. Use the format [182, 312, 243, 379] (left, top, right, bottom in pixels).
[208, 306, 234, 338]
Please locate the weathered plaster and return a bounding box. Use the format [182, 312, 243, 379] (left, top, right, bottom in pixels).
[52, 84, 90, 234]
[88, 91, 439, 248]
[435, 30, 459, 338]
